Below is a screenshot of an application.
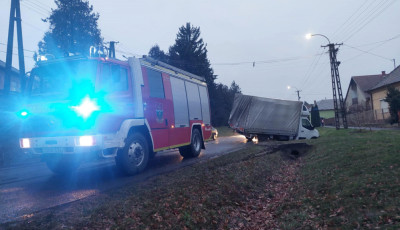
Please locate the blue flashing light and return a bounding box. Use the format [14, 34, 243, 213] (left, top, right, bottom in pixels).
[70, 97, 100, 119]
[18, 110, 30, 118]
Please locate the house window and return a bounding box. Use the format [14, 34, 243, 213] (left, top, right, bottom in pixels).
[380, 99, 389, 113]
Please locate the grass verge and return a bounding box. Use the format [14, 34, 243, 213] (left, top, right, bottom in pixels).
[278, 128, 400, 229]
[3, 144, 293, 229]
[3, 128, 400, 229]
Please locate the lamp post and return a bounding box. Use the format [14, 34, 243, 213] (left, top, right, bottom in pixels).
[287, 86, 301, 101]
[306, 33, 348, 130]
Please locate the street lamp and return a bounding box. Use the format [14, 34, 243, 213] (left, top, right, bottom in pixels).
[306, 33, 348, 129]
[287, 85, 301, 101]
[305, 33, 331, 44]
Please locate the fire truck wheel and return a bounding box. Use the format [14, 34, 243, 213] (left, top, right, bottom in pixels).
[45, 156, 81, 175]
[116, 133, 149, 175]
[179, 129, 202, 158]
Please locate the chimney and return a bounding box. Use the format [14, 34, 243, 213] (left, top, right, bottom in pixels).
[382, 71, 386, 77]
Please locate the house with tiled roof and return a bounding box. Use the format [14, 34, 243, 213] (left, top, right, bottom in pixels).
[368, 65, 400, 120]
[315, 99, 335, 119]
[344, 72, 385, 112]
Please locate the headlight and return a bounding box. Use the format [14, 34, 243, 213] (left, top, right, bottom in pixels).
[20, 138, 31, 148]
[70, 97, 99, 118]
[77, 136, 96, 146]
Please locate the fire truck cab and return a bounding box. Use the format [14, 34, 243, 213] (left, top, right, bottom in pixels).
[19, 56, 212, 175]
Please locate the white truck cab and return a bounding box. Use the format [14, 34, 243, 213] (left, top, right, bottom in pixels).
[297, 104, 319, 140]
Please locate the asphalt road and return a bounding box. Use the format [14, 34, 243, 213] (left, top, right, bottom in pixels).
[0, 135, 249, 223]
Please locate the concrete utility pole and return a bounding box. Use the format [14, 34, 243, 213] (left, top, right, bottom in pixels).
[307, 33, 348, 130]
[5, 0, 26, 94]
[323, 43, 348, 130]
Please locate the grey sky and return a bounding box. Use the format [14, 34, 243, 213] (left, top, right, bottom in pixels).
[1, 0, 399, 103]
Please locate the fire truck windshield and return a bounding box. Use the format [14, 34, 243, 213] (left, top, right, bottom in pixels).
[29, 60, 98, 97]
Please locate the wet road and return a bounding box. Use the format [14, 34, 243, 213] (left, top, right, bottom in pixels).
[0, 135, 249, 223]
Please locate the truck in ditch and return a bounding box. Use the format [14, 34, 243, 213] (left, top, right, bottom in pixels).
[228, 94, 319, 141]
[18, 56, 212, 175]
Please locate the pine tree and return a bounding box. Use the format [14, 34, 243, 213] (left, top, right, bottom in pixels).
[148, 23, 241, 126]
[38, 0, 103, 57]
[385, 87, 400, 124]
[148, 45, 168, 63]
[168, 23, 216, 87]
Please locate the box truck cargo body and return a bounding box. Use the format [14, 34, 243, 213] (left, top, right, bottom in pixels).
[229, 94, 319, 141]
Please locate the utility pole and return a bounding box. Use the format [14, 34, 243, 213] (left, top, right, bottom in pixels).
[393, 59, 396, 69]
[108, 41, 119, 59]
[295, 89, 301, 101]
[5, 0, 26, 94]
[323, 43, 348, 130]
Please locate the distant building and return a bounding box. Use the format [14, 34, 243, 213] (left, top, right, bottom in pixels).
[368, 66, 400, 120]
[344, 72, 385, 111]
[0, 60, 21, 94]
[315, 99, 335, 119]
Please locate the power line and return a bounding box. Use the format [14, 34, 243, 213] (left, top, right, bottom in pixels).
[29, 0, 52, 9]
[353, 33, 400, 48]
[0, 42, 36, 53]
[212, 54, 320, 66]
[333, 0, 380, 41]
[342, 0, 396, 42]
[301, 51, 325, 89]
[331, 0, 370, 38]
[21, 20, 46, 32]
[343, 44, 392, 61]
[24, 0, 51, 13]
[20, 1, 48, 17]
[0, 50, 32, 59]
[343, 35, 397, 63]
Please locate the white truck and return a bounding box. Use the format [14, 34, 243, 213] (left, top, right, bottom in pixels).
[228, 94, 319, 141]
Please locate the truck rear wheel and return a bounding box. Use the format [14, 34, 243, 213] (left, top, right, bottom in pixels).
[45, 155, 80, 175]
[115, 133, 149, 176]
[179, 129, 202, 158]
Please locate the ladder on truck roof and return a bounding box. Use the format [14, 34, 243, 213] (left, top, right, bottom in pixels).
[140, 56, 206, 83]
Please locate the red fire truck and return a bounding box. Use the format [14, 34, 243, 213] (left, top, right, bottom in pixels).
[19, 56, 212, 175]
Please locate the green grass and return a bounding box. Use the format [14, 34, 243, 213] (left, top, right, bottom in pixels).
[3, 128, 400, 229]
[3, 145, 286, 229]
[278, 128, 400, 229]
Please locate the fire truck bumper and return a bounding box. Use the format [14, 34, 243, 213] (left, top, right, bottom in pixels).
[19, 134, 121, 155]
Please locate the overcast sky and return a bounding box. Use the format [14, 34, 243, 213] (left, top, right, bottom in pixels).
[1, 0, 399, 102]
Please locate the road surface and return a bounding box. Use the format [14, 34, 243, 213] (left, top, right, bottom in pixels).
[0, 135, 249, 223]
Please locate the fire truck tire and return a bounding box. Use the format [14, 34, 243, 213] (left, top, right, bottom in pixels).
[116, 133, 149, 175]
[179, 128, 202, 158]
[45, 156, 81, 175]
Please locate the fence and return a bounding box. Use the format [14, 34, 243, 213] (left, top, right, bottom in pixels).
[323, 109, 391, 127]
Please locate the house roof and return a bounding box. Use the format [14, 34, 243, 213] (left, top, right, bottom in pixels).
[315, 99, 334, 111]
[352, 74, 384, 91]
[369, 65, 400, 91]
[0, 60, 20, 74]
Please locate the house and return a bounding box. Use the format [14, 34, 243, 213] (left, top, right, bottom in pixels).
[344, 72, 385, 112]
[315, 99, 335, 119]
[368, 65, 400, 120]
[0, 60, 21, 94]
